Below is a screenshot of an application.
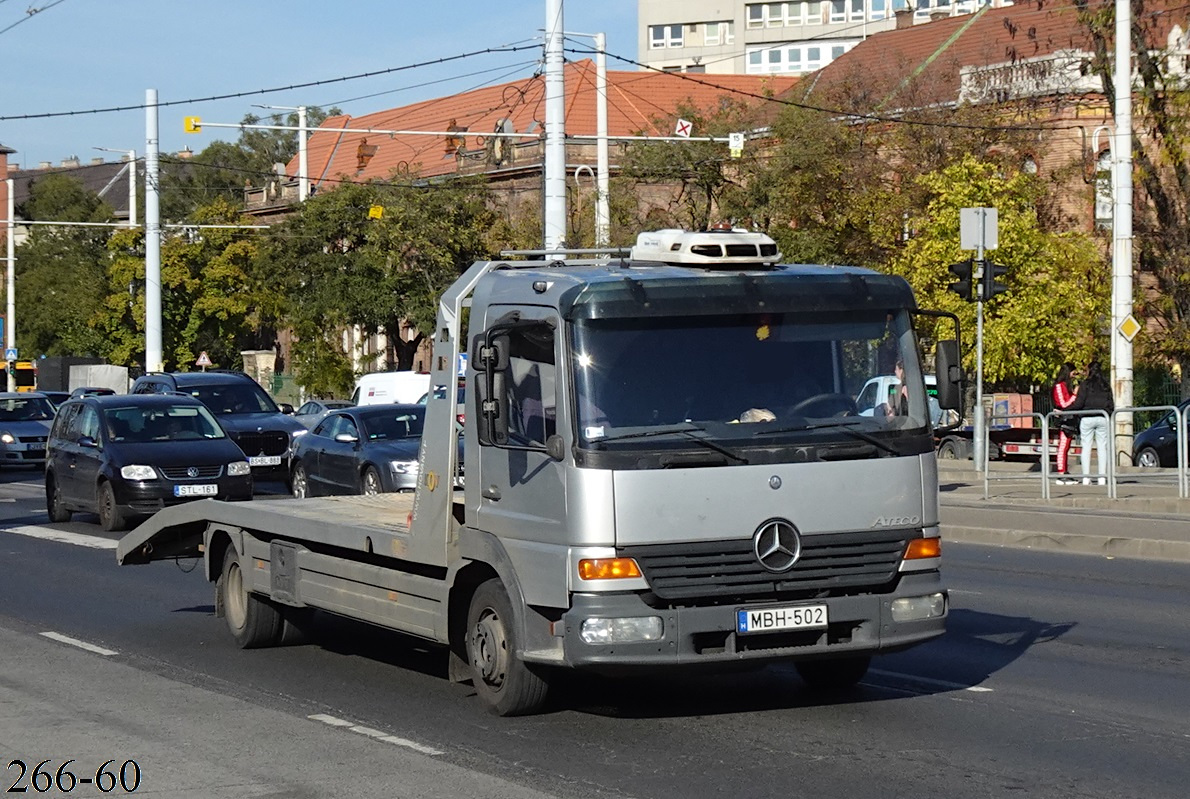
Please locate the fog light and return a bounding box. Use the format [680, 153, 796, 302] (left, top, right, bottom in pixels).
[890, 593, 947, 622]
[579, 616, 663, 644]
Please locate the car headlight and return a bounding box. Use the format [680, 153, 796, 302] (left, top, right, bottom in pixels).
[290, 429, 309, 439]
[120, 465, 157, 481]
[227, 461, 251, 477]
[390, 459, 418, 475]
[0, 431, 14, 445]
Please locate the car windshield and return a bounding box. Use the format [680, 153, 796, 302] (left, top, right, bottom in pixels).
[178, 382, 278, 415]
[0, 396, 55, 421]
[105, 405, 227, 443]
[360, 408, 425, 441]
[571, 308, 929, 450]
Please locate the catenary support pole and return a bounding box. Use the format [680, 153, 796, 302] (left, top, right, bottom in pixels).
[5, 177, 14, 392]
[145, 89, 163, 373]
[543, 0, 566, 255]
[1111, 0, 1134, 457]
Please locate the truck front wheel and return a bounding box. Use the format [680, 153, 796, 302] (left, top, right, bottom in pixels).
[219, 548, 283, 649]
[795, 655, 870, 692]
[465, 579, 550, 716]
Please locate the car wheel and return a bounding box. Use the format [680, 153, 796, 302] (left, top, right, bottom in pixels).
[291, 463, 309, 499]
[97, 481, 127, 532]
[46, 475, 72, 523]
[361, 465, 382, 496]
[1134, 447, 1162, 468]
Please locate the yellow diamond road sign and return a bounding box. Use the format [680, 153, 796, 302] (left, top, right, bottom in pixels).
[1118, 314, 1142, 342]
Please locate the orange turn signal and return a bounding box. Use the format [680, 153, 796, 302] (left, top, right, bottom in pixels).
[578, 558, 642, 580]
[904, 537, 942, 559]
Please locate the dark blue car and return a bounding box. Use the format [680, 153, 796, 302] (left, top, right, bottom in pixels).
[1132, 400, 1190, 468]
[290, 403, 461, 497]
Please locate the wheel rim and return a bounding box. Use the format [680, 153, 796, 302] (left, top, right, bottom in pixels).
[363, 469, 380, 495]
[225, 560, 247, 630]
[1138, 449, 1160, 468]
[292, 467, 307, 498]
[98, 484, 113, 525]
[939, 444, 956, 460]
[49, 480, 62, 515]
[471, 607, 508, 690]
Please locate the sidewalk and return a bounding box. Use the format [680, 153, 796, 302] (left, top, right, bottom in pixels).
[938, 463, 1190, 562]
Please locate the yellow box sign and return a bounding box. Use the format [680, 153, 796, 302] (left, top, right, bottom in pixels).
[183, 116, 202, 133]
[368, 205, 384, 219]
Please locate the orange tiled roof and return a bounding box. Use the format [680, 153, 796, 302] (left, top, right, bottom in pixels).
[798, 0, 1183, 112]
[297, 61, 797, 187]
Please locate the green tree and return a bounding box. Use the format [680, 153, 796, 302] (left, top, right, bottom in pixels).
[12, 173, 114, 357]
[886, 156, 1107, 388]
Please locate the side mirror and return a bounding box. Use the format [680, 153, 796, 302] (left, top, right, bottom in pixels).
[473, 332, 510, 447]
[934, 340, 964, 412]
[334, 433, 359, 444]
[78, 435, 98, 449]
[545, 434, 566, 462]
[279, 403, 294, 415]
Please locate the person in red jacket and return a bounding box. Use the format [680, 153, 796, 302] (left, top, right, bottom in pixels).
[1052, 362, 1079, 483]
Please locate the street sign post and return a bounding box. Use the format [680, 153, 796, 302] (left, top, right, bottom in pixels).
[960, 207, 999, 471]
[195, 351, 212, 371]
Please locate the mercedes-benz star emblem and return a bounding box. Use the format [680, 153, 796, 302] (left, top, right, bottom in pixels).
[753, 519, 801, 573]
[186, 467, 200, 478]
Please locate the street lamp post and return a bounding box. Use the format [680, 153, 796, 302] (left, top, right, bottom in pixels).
[93, 147, 137, 228]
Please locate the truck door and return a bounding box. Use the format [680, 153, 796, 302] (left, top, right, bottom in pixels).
[475, 312, 567, 546]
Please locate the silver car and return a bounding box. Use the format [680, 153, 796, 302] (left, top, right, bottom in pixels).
[0, 392, 55, 468]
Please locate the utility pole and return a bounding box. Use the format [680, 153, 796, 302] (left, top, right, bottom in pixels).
[5, 176, 14, 392]
[255, 104, 309, 202]
[1111, 0, 1134, 450]
[543, 0, 566, 255]
[145, 89, 163, 373]
[567, 30, 610, 248]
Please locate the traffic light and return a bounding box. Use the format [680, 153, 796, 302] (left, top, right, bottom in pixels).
[981, 259, 1009, 302]
[947, 258, 975, 301]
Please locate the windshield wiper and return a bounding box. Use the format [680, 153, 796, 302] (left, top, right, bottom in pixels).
[752, 419, 900, 456]
[593, 423, 748, 464]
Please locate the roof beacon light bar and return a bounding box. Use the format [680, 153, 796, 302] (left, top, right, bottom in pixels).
[630, 227, 782, 269]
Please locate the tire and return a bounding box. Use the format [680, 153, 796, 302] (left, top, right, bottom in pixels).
[46, 475, 72, 523]
[219, 547, 283, 649]
[96, 481, 126, 532]
[465, 578, 550, 716]
[361, 465, 382, 496]
[291, 463, 309, 499]
[937, 439, 960, 460]
[1135, 447, 1162, 468]
[795, 655, 871, 692]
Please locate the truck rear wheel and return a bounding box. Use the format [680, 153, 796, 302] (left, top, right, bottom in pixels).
[465, 578, 550, 716]
[937, 439, 960, 460]
[220, 548, 283, 649]
[795, 655, 870, 691]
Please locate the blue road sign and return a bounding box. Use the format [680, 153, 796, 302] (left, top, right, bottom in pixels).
[4, 347, 17, 361]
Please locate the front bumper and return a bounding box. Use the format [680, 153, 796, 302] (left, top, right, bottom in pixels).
[114, 476, 254, 515]
[552, 572, 946, 671]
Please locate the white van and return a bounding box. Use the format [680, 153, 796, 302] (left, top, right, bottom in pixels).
[351, 371, 432, 406]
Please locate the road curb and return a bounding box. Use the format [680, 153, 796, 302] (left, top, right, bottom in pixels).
[943, 524, 1190, 563]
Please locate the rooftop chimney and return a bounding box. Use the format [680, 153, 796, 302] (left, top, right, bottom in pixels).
[91, 157, 105, 166]
[895, 9, 914, 29]
[61, 155, 81, 168]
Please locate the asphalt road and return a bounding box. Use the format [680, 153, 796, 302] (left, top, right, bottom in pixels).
[3, 466, 1190, 798]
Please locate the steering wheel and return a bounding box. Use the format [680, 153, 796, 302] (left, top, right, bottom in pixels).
[787, 392, 858, 417]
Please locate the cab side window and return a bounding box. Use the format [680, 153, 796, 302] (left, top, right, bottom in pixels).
[77, 407, 102, 446]
[505, 324, 556, 446]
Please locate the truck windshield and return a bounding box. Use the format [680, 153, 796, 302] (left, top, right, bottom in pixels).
[571, 308, 929, 453]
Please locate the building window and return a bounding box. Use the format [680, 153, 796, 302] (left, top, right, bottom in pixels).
[767, 3, 786, 26]
[705, 20, 734, 45]
[830, 0, 847, 22]
[650, 24, 684, 49]
[871, 0, 888, 18]
[748, 50, 764, 69]
[1095, 150, 1112, 229]
[747, 4, 765, 28]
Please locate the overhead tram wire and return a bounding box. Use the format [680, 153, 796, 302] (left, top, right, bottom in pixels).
[0, 0, 70, 37]
[0, 44, 541, 122]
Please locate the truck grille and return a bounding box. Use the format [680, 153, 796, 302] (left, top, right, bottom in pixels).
[160, 465, 223, 480]
[622, 529, 909, 604]
[232, 431, 289, 457]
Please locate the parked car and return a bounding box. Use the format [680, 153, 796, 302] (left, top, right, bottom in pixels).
[130, 370, 307, 484]
[1132, 399, 1190, 467]
[290, 403, 461, 497]
[293, 398, 354, 430]
[0, 392, 55, 468]
[45, 394, 253, 531]
[418, 379, 466, 425]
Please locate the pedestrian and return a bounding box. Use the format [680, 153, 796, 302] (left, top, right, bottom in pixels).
[1051, 362, 1079, 484]
[1066, 360, 1114, 485]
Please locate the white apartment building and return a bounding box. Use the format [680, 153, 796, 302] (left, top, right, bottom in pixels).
[639, 0, 1013, 76]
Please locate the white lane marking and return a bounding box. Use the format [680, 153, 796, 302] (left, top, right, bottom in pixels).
[40, 631, 118, 657]
[2, 524, 117, 550]
[0, 498, 15, 503]
[869, 668, 993, 693]
[308, 714, 444, 756]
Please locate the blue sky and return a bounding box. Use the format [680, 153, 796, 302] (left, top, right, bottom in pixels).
[0, 0, 639, 170]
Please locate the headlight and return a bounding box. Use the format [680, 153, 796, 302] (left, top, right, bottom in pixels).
[0, 431, 14, 444]
[120, 465, 157, 481]
[227, 461, 251, 477]
[390, 459, 418, 475]
[580, 617, 664, 644]
[290, 429, 309, 439]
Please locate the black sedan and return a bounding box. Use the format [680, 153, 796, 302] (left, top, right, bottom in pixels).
[1132, 399, 1190, 467]
[290, 404, 452, 497]
[45, 394, 253, 531]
